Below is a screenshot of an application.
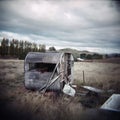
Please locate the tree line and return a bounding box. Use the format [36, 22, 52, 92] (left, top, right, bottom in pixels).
[0, 38, 46, 59]
[80, 53, 103, 60]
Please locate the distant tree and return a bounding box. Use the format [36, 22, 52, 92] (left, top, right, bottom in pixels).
[0, 37, 46, 59]
[32, 43, 38, 52]
[10, 40, 13, 56]
[86, 54, 92, 59]
[0, 38, 5, 56]
[14, 40, 19, 57]
[5, 39, 9, 56]
[92, 53, 103, 59]
[80, 53, 86, 59]
[39, 44, 46, 52]
[27, 42, 32, 52]
[48, 46, 56, 51]
[18, 40, 24, 59]
[0, 45, 1, 56]
[0, 38, 9, 56]
[10, 39, 17, 57]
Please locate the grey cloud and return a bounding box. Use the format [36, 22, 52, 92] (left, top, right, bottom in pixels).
[0, 0, 120, 53]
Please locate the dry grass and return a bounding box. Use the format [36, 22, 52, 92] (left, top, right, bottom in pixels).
[0, 59, 120, 120]
[74, 62, 120, 92]
[0, 60, 85, 120]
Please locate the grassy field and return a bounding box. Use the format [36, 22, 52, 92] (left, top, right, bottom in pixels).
[0, 59, 120, 120]
[74, 62, 120, 92]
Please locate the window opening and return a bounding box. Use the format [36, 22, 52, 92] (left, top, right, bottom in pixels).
[29, 63, 56, 73]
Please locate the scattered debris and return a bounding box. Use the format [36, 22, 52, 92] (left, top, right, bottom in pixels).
[81, 86, 104, 94]
[101, 94, 120, 112]
[77, 58, 84, 61]
[107, 89, 115, 94]
[63, 84, 76, 97]
[79, 96, 100, 108]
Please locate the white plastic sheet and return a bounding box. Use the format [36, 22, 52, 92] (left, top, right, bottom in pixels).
[63, 84, 76, 97]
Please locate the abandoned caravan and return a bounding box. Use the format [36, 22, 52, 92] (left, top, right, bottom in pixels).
[24, 52, 74, 93]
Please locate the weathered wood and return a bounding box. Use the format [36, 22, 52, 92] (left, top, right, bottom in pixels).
[83, 70, 85, 84]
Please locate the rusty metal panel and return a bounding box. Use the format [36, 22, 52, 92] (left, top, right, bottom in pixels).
[101, 94, 120, 112]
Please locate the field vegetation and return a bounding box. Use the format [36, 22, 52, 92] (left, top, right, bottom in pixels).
[74, 62, 120, 92]
[0, 59, 120, 120]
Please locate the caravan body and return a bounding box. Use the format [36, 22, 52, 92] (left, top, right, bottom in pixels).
[24, 52, 74, 91]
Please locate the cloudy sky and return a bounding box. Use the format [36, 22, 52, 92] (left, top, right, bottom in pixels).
[0, 0, 120, 53]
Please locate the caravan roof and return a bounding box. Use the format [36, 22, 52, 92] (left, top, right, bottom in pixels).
[25, 52, 63, 63]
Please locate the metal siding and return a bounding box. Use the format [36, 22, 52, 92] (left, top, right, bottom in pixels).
[25, 52, 62, 63]
[24, 52, 74, 91]
[101, 94, 120, 112]
[25, 71, 61, 90]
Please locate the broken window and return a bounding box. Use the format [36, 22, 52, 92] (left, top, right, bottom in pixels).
[29, 63, 56, 73]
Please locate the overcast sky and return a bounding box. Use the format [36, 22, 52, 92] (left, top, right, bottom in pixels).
[0, 0, 120, 53]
